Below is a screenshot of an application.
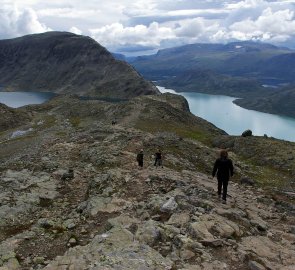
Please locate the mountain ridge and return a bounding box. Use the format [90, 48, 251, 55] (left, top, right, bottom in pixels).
[125, 41, 295, 118]
[0, 31, 159, 99]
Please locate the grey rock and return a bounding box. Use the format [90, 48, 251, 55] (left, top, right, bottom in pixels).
[136, 220, 162, 246]
[61, 169, 74, 180]
[76, 201, 88, 213]
[38, 218, 55, 229]
[64, 219, 76, 230]
[167, 212, 190, 227]
[240, 177, 256, 186]
[68, 237, 77, 246]
[248, 260, 266, 270]
[200, 239, 223, 247]
[250, 219, 268, 232]
[180, 249, 195, 260]
[160, 197, 178, 213]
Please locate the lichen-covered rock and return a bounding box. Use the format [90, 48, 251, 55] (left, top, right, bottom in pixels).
[44, 227, 173, 270]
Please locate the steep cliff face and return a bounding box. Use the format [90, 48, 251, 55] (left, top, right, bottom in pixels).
[0, 32, 159, 98]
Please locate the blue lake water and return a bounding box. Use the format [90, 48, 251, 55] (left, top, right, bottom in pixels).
[0, 91, 55, 108]
[158, 86, 295, 142]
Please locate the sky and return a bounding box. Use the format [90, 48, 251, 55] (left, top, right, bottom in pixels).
[1, 0, 295, 55]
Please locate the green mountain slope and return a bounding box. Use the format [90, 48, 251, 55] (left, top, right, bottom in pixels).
[234, 87, 295, 118]
[129, 41, 293, 82]
[159, 69, 278, 98]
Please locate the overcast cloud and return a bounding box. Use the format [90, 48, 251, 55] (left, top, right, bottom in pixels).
[1, 0, 295, 55]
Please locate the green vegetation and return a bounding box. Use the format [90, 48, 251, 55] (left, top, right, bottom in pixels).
[135, 119, 213, 145]
[69, 117, 81, 128]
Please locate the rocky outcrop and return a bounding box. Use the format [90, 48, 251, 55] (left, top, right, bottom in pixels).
[0, 103, 31, 131]
[0, 32, 159, 98]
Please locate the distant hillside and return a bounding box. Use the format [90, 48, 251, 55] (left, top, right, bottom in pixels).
[258, 53, 295, 83]
[234, 87, 295, 118]
[129, 41, 293, 83]
[0, 32, 159, 99]
[159, 69, 278, 98]
[127, 41, 295, 118]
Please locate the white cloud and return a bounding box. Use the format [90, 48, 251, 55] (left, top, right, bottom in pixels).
[1, 1, 295, 54]
[229, 8, 295, 42]
[0, 4, 50, 39]
[226, 0, 266, 9]
[175, 17, 220, 38]
[69, 26, 82, 35]
[90, 22, 175, 49]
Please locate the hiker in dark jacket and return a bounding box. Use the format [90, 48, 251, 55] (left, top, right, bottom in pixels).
[154, 149, 163, 168]
[212, 149, 234, 204]
[136, 149, 144, 168]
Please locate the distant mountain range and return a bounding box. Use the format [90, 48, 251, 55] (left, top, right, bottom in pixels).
[128, 41, 294, 83]
[123, 41, 295, 118]
[0, 32, 159, 99]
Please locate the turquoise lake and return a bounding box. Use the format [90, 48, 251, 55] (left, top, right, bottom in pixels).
[1, 89, 294, 142]
[0, 91, 55, 108]
[158, 86, 295, 142]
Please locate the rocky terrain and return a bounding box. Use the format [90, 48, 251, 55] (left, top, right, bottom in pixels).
[0, 93, 294, 270]
[0, 104, 31, 131]
[0, 32, 158, 99]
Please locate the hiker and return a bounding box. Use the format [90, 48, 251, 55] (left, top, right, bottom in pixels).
[136, 149, 144, 168]
[154, 149, 163, 168]
[212, 149, 234, 204]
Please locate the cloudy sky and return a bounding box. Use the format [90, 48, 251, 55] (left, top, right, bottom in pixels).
[1, 0, 295, 55]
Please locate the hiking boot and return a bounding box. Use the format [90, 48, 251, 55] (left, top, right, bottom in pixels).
[222, 199, 227, 204]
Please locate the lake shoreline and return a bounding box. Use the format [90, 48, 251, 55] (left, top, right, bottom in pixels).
[0, 91, 57, 108]
[156, 82, 295, 119]
[157, 86, 295, 142]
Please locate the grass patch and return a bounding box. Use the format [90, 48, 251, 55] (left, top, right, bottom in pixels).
[69, 117, 81, 128]
[30, 115, 56, 130]
[238, 155, 294, 192]
[55, 131, 68, 137]
[135, 119, 213, 145]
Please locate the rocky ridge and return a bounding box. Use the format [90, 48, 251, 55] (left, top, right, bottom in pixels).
[0, 32, 159, 99]
[0, 93, 294, 270]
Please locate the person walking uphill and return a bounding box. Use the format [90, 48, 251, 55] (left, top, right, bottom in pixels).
[154, 149, 163, 168]
[212, 149, 234, 204]
[136, 149, 144, 168]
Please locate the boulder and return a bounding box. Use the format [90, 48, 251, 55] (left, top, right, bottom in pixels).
[240, 177, 256, 186]
[160, 197, 178, 213]
[242, 129, 252, 137]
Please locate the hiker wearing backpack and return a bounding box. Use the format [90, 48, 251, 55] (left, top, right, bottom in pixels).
[212, 149, 234, 204]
